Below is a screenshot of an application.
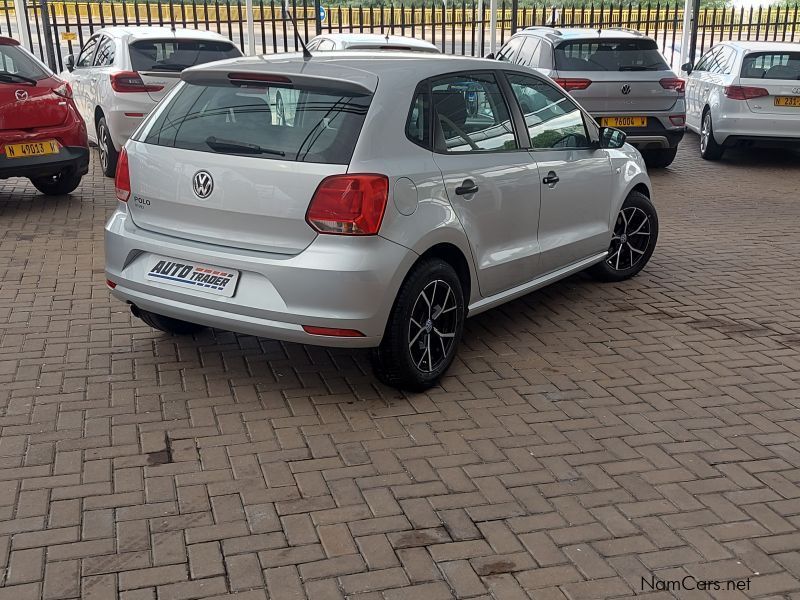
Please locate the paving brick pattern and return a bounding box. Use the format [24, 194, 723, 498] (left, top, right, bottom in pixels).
[1, 136, 800, 599]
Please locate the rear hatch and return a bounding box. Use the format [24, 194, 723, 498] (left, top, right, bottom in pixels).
[0, 43, 68, 130]
[554, 37, 681, 113]
[129, 38, 242, 103]
[127, 65, 375, 255]
[738, 50, 800, 115]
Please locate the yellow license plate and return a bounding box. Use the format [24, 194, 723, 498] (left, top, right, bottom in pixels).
[600, 116, 648, 128]
[4, 140, 60, 159]
[775, 96, 800, 107]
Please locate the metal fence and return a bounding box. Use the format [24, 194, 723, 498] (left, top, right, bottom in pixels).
[2, 0, 799, 72]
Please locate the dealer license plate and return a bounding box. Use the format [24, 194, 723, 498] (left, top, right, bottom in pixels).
[146, 257, 240, 297]
[775, 96, 800, 107]
[600, 116, 648, 128]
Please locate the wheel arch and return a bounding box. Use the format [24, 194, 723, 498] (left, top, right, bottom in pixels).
[416, 242, 473, 307]
[94, 105, 105, 129]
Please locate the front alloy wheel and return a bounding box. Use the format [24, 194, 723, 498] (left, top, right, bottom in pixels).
[372, 258, 465, 391]
[588, 190, 659, 282]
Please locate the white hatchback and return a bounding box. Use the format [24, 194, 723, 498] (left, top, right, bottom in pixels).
[60, 26, 241, 176]
[683, 41, 800, 160]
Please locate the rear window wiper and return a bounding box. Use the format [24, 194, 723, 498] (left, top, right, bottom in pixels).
[205, 136, 285, 156]
[0, 72, 38, 85]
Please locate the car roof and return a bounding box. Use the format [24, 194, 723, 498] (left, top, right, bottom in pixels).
[315, 33, 438, 50]
[715, 40, 800, 53]
[182, 51, 526, 93]
[518, 26, 649, 43]
[92, 26, 234, 43]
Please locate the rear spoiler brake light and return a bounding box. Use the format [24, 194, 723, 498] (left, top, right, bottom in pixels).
[181, 69, 374, 96]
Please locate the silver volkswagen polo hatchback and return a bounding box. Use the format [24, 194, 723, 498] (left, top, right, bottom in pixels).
[105, 52, 658, 390]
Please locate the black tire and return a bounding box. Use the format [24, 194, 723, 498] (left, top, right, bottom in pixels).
[700, 109, 724, 161]
[371, 258, 465, 392]
[30, 170, 82, 196]
[97, 116, 119, 178]
[136, 308, 207, 335]
[641, 147, 678, 169]
[588, 190, 659, 283]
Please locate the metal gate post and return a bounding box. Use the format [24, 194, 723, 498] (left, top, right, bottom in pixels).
[39, 0, 58, 70]
[689, 0, 701, 64]
[13, 0, 33, 51]
[314, 0, 321, 35]
[510, 0, 517, 34]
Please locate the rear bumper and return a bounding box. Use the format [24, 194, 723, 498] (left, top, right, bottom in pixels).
[0, 146, 90, 180]
[104, 205, 417, 348]
[713, 110, 800, 146]
[106, 105, 152, 150]
[591, 113, 686, 149]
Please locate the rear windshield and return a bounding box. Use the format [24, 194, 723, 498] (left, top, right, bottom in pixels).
[141, 82, 371, 164]
[741, 52, 800, 80]
[0, 43, 50, 82]
[555, 38, 669, 72]
[129, 39, 241, 72]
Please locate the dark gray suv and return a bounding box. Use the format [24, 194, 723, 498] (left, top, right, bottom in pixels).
[495, 27, 686, 167]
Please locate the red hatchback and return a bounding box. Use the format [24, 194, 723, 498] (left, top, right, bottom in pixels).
[0, 36, 88, 195]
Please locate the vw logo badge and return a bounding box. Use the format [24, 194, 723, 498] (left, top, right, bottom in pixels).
[621, 84, 631, 95]
[15, 89, 28, 101]
[192, 170, 213, 199]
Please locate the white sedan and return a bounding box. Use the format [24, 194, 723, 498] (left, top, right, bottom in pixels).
[60, 26, 241, 176]
[307, 33, 439, 53]
[683, 41, 800, 160]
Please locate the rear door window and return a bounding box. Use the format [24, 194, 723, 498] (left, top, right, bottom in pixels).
[93, 36, 115, 67]
[430, 72, 517, 153]
[129, 39, 241, 72]
[741, 51, 800, 80]
[555, 38, 669, 72]
[141, 81, 371, 165]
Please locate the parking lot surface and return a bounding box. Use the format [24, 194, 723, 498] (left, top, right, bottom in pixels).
[1, 136, 800, 599]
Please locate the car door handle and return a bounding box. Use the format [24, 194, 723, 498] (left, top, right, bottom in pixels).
[455, 180, 479, 196]
[542, 171, 559, 186]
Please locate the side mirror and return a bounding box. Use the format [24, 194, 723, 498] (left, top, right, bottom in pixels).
[66, 54, 76, 72]
[485, 52, 495, 60]
[599, 127, 626, 150]
[681, 61, 693, 75]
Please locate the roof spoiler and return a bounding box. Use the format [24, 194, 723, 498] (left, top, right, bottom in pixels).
[181, 69, 374, 96]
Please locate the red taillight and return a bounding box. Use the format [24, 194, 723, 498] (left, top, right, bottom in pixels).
[306, 174, 389, 236]
[106, 279, 117, 289]
[669, 114, 686, 126]
[303, 325, 365, 337]
[115, 147, 131, 202]
[53, 81, 72, 99]
[724, 85, 769, 100]
[554, 78, 592, 92]
[659, 77, 685, 94]
[110, 71, 164, 93]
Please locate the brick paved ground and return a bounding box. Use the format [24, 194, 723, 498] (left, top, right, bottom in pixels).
[1, 135, 800, 600]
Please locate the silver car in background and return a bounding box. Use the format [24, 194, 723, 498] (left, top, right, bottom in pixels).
[495, 27, 687, 168]
[105, 52, 658, 390]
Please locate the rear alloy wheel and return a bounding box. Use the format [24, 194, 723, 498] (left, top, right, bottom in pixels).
[589, 191, 658, 282]
[372, 259, 465, 391]
[641, 146, 678, 169]
[135, 308, 207, 335]
[97, 116, 119, 177]
[700, 110, 724, 161]
[30, 170, 82, 196]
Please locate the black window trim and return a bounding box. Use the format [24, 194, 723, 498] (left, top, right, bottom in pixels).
[499, 68, 599, 152]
